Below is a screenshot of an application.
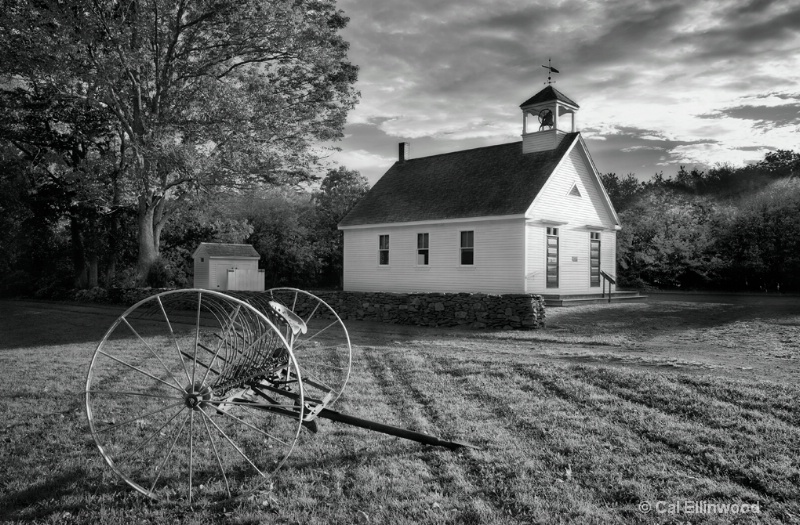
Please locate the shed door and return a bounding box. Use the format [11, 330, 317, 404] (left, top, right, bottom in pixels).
[212, 260, 235, 290]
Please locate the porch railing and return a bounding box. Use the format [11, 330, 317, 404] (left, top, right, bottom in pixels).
[600, 270, 616, 303]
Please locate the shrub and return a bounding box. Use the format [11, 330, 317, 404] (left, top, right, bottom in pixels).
[145, 257, 173, 288]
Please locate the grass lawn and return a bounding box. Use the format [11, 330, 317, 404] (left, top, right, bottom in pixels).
[0, 296, 798, 524]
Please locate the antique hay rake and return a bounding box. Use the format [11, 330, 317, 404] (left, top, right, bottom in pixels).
[85, 288, 471, 504]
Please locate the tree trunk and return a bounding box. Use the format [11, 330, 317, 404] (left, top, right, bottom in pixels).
[88, 254, 99, 288]
[137, 193, 159, 283]
[105, 165, 122, 286]
[71, 216, 88, 289]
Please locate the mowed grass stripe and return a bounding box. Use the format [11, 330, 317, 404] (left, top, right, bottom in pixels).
[515, 364, 799, 518]
[565, 366, 800, 505]
[422, 354, 744, 523]
[574, 367, 800, 470]
[361, 347, 505, 524]
[396, 350, 625, 523]
[675, 375, 800, 428]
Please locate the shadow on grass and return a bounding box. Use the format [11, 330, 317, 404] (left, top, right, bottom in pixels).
[0, 467, 111, 521]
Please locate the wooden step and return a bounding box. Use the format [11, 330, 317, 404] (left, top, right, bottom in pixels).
[543, 291, 647, 307]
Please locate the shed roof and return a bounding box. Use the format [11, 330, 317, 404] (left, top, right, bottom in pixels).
[520, 86, 580, 109]
[193, 243, 260, 258]
[339, 133, 579, 227]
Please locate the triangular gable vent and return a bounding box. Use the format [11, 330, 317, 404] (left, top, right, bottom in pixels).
[568, 184, 582, 197]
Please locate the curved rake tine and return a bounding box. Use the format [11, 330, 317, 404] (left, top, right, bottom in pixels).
[200, 304, 241, 387]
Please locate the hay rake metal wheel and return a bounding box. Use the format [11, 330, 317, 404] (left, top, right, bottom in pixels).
[238, 287, 352, 408]
[85, 290, 304, 504]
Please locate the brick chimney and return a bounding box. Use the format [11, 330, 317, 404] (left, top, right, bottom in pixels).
[398, 142, 410, 163]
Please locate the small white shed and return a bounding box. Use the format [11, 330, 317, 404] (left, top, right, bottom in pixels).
[192, 243, 265, 291]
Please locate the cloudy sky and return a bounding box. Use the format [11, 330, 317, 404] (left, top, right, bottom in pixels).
[326, 0, 800, 185]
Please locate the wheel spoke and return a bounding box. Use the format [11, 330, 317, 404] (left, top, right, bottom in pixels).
[200, 408, 231, 499]
[95, 400, 185, 434]
[97, 350, 184, 392]
[303, 301, 321, 325]
[121, 318, 184, 390]
[188, 409, 194, 505]
[212, 406, 294, 447]
[157, 296, 192, 385]
[193, 291, 202, 384]
[87, 390, 183, 400]
[199, 408, 267, 478]
[292, 320, 340, 352]
[149, 411, 190, 494]
[119, 404, 187, 460]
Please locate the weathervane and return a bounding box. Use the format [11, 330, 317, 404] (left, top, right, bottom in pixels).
[542, 58, 559, 85]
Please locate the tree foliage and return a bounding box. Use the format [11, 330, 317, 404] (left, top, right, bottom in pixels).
[313, 166, 369, 285]
[0, 0, 359, 281]
[604, 151, 800, 291]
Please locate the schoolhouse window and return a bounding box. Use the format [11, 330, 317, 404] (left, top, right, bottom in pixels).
[546, 228, 559, 288]
[379, 235, 390, 265]
[460, 231, 474, 265]
[417, 233, 429, 265]
[201, 258, 204, 262]
[590, 232, 600, 287]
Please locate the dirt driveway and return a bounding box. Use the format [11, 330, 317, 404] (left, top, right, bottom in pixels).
[2, 293, 798, 384]
[535, 293, 800, 383]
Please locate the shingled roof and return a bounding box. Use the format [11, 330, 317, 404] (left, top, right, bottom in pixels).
[519, 86, 580, 109]
[339, 133, 579, 227]
[193, 243, 260, 258]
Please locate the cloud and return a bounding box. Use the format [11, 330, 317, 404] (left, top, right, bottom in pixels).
[666, 142, 773, 167]
[334, 0, 800, 181]
[699, 102, 800, 128]
[621, 145, 666, 152]
[327, 149, 396, 185]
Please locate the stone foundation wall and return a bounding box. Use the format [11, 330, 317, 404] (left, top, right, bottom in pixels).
[98, 288, 546, 330]
[307, 291, 545, 329]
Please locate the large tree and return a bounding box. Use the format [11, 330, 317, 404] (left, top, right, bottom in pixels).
[313, 166, 368, 286]
[1, 0, 358, 281]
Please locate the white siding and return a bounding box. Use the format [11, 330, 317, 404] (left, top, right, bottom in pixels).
[521, 129, 567, 154]
[193, 250, 210, 288]
[343, 218, 526, 294]
[525, 143, 618, 294]
[208, 258, 259, 291]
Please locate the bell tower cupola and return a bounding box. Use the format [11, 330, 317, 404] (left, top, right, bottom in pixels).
[520, 85, 579, 154]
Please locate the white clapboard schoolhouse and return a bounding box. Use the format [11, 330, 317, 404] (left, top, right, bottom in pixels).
[338, 85, 628, 303]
